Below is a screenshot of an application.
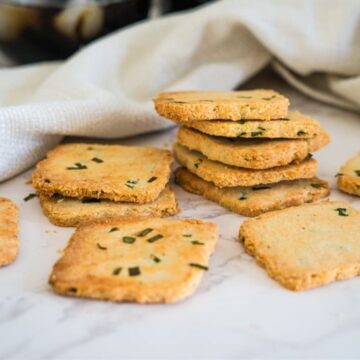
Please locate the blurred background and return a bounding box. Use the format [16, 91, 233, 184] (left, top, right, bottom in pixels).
[0, 0, 214, 64]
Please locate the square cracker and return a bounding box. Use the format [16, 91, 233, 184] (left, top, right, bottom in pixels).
[174, 143, 317, 188]
[39, 186, 180, 227]
[337, 151, 360, 197]
[177, 127, 330, 169]
[32, 144, 173, 204]
[49, 217, 218, 303]
[0, 197, 19, 266]
[239, 201, 360, 291]
[154, 90, 289, 121]
[175, 167, 329, 217]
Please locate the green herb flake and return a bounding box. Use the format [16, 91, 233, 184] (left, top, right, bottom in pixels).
[191, 240, 204, 245]
[123, 236, 136, 244]
[239, 194, 247, 200]
[194, 159, 203, 168]
[24, 193, 36, 202]
[109, 227, 119, 233]
[238, 132, 247, 137]
[183, 234, 192, 237]
[91, 157, 104, 163]
[310, 183, 324, 189]
[236, 96, 252, 99]
[125, 179, 138, 189]
[66, 162, 87, 170]
[147, 234, 163, 243]
[355, 170, 360, 176]
[81, 198, 101, 203]
[237, 120, 246, 124]
[297, 130, 307, 136]
[251, 130, 264, 137]
[252, 185, 272, 191]
[189, 263, 208, 271]
[113, 267, 122, 275]
[335, 173, 344, 177]
[262, 95, 276, 101]
[335, 208, 349, 217]
[308, 153, 313, 158]
[147, 176, 158, 183]
[128, 266, 141, 276]
[136, 228, 153, 237]
[97, 243, 107, 250]
[151, 254, 161, 263]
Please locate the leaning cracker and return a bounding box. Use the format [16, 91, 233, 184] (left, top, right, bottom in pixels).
[175, 167, 329, 217]
[154, 90, 289, 121]
[39, 186, 180, 227]
[32, 144, 173, 204]
[239, 201, 360, 291]
[174, 144, 317, 188]
[49, 217, 217, 303]
[177, 127, 329, 169]
[0, 197, 19, 266]
[337, 152, 360, 197]
[181, 111, 321, 139]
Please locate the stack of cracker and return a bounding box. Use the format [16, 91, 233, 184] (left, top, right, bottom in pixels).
[32, 143, 179, 226]
[155, 90, 330, 216]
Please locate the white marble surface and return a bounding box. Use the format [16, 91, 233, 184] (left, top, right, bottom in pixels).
[1, 72, 360, 359]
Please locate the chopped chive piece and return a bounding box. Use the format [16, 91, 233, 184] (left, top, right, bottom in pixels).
[147, 234, 163, 243]
[189, 263, 208, 271]
[355, 170, 360, 176]
[125, 184, 135, 189]
[194, 159, 203, 168]
[97, 243, 107, 250]
[125, 179, 138, 189]
[109, 227, 119, 233]
[335, 173, 344, 177]
[148, 176, 158, 183]
[297, 130, 306, 136]
[251, 130, 264, 137]
[258, 126, 266, 131]
[66, 162, 87, 170]
[151, 254, 161, 263]
[252, 185, 271, 191]
[123, 236, 136, 244]
[24, 193, 36, 202]
[183, 234, 192, 237]
[262, 96, 276, 100]
[191, 240, 204, 245]
[236, 96, 252, 99]
[136, 228, 153, 237]
[128, 267, 141, 276]
[113, 267, 122, 275]
[239, 194, 247, 200]
[310, 183, 323, 189]
[308, 153, 313, 158]
[91, 157, 103, 163]
[82, 198, 101, 203]
[335, 208, 349, 216]
[238, 132, 247, 137]
[237, 120, 246, 124]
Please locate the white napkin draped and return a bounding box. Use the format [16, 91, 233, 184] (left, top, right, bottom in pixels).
[0, 0, 359, 182]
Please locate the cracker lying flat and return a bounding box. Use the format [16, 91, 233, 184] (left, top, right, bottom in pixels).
[337, 152, 360, 197]
[39, 186, 180, 227]
[154, 90, 289, 121]
[32, 144, 173, 204]
[175, 167, 329, 217]
[174, 144, 317, 187]
[181, 111, 321, 139]
[239, 201, 360, 291]
[177, 127, 329, 169]
[0, 197, 19, 266]
[49, 217, 217, 303]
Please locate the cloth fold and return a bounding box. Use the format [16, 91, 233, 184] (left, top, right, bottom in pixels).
[0, 0, 359, 182]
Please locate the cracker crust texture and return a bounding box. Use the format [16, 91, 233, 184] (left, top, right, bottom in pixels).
[337, 152, 360, 197]
[175, 167, 329, 217]
[0, 197, 19, 266]
[239, 201, 360, 291]
[154, 90, 289, 121]
[49, 217, 218, 303]
[32, 143, 173, 203]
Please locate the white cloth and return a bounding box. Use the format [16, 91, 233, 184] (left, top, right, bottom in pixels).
[0, 0, 359, 182]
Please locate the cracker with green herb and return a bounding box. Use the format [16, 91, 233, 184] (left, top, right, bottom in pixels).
[174, 144, 317, 188]
[154, 90, 289, 121]
[49, 217, 217, 303]
[239, 201, 360, 291]
[337, 152, 360, 197]
[32, 144, 173, 204]
[0, 197, 19, 266]
[177, 127, 329, 169]
[175, 167, 329, 217]
[38, 186, 180, 227]
[177, 111, 320, 139]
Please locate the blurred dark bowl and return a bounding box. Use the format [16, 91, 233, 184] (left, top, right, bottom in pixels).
[0, 0, 150, 64]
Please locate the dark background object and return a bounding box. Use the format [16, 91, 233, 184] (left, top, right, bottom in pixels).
[161, 0, 214, 13]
